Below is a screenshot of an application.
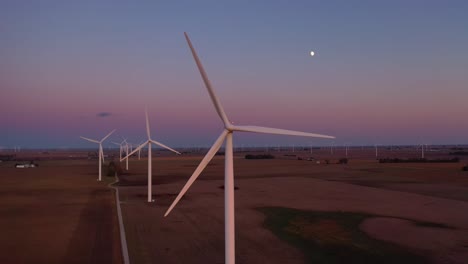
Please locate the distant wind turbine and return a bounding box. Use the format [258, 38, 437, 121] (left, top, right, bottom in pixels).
[112, 141, 124, 161]
[164, 32, 335, 264]
[112, 139, 128, 168]
[122, 139, 129, 170]
[122, 109, 180, 202]
[80, 129, 116, 181]
[137, 141, 145, 160]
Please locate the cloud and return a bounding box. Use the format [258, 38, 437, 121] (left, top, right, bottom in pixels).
[96, 112, 112, 118]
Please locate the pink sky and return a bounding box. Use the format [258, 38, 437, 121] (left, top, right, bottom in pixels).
[1, 1, 468, 148]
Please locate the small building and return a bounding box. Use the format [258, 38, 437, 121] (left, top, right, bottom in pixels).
[15, 162, 38, 168]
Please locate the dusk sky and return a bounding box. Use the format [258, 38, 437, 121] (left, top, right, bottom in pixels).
[1, 1, 468, 149]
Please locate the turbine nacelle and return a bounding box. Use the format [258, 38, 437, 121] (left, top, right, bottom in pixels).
[120, 109, 181, 162]
[225, 124, 235, 131]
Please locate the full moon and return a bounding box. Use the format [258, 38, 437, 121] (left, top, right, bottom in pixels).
[310, 51, 315, 56]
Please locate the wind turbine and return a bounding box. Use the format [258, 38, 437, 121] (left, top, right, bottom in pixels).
[123, 139, 129, 170]
[112, 141, 123, 160]
[121, 109, 180, 202]
[112, 139, 128, 166]
[137, 141, 144, 160]
[80, 129, 116, 181]
[164, 32, 335, 264]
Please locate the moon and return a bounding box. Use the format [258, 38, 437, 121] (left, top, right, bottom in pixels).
[310, 51, 315, 57]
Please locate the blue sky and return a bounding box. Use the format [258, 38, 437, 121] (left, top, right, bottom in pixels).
[1, 1, 468, 148]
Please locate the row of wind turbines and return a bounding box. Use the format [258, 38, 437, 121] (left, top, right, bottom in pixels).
[80, 32, 335, 264]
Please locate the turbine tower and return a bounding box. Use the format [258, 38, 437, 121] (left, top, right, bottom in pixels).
[112, 140, 124, 161]
[113, 139, 129, 169]
[165, 32, 335, 264]
[112, 141, 122, 160]
[137, 141, 144, 160]
[80, 129, 115, 181]
[122, 109, 180, 202]
[123, 139, 129, 170]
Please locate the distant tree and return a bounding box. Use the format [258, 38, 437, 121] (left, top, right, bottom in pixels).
[379, 157, 459, 163]
[449, 151, 468, 156]
[245, 154, 275, 160]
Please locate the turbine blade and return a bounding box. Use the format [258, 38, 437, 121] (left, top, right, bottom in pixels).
[232, 125, 335, 139]
[165, 130, 228, 217]
[184, 32, 230, 126]
[145, 108, 151, 139]
[111, 141, 121, 146]
[80, 136, 99, 144]
[150, 140, 181, 155]
[121, 141, 148, 161]
[100, 129, 116, 143]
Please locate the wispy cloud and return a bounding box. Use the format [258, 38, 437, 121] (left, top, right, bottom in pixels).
[96, 112, 112, 118]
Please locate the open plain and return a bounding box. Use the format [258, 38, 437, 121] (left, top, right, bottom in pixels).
[116, 148, 468, 264]
[1, 147, 468, 263]
[0, 157, 122, 264]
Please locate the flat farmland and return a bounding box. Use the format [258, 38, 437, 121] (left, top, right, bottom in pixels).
[1, 148, 468, 264]
[0, 159, 122, 264]
[116, 151, 468, 264]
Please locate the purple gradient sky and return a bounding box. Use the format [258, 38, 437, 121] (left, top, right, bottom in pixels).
[1, 1, 468, 149]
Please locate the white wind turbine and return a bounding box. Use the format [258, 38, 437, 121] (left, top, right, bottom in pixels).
[112, 141, 123, 161]
[80, 129, 116, 181]
[137, 141, 144, 160]
[112, 139, 128, 167]
[121, 109, 180, 202]
[123, 139, 129, 170]
[164, 32, 335, 264]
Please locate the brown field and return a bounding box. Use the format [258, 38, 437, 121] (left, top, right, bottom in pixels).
[0, 159, 122, 264]
[1, 147, 468, 263]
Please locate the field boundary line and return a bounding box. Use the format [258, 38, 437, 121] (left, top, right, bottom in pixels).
[109, 175, 131, 264]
